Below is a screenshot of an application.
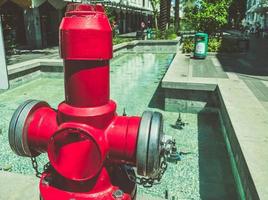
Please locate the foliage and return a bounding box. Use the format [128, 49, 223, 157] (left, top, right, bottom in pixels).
[113, 37, 133, 45]
[184, 0, 231, 35]
[154, 27, 178, 40]
[165, 27, 178, 39]
[182, 37, 194, 53]
[104, 6, 115, 25]
[182, 35, 241, 53]
[167, 33, 178, 40]
[208, 37, 222, 52]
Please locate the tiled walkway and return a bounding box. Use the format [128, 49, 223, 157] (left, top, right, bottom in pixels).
[181, 36, 268, 112]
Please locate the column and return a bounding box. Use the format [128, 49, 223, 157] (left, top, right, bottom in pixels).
[24, 8, 42, 49]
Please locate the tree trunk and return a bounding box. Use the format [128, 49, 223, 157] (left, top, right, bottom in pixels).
[167, 0, 171, 27]
[159, 0, 168, 35]
[154, 14, 158, 30]
[174, 0, 180, 33]
[150, 1, 159, 30]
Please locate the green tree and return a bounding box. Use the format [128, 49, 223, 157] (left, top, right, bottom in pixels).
[150, 0, 160, 30]
[185, 0, 231, 35]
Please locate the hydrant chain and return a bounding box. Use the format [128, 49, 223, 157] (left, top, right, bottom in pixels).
[30, 157, 42, 178]
[124, 155, 168, 188]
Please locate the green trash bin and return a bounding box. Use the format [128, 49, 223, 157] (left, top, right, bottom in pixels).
[194, 32, 208, 59]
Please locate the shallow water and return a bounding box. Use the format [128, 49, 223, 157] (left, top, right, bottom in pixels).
[0, 52, 238, 199]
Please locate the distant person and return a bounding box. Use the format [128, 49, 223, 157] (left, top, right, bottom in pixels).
[140, 21, 146, 40]
[114, 22, 120, 35]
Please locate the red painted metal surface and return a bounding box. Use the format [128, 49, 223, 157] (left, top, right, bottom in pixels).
[63, 61, 110, 107]
[40, 169, 132, 200]
[27, 106, 58, 155]
[16, 3, 142, 200]
[60, 4, 112, 60]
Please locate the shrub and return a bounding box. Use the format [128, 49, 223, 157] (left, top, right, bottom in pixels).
[208, 37, 222, 52]
[167, 33, 177, 40]
[182, 37, 194, 53]
[154, 27, 178, 40]
[182, 35, 241, 53]
[113, 37, 133, 45]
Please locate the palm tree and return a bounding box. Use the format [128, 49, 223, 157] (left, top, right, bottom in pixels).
[174, 0, 180, 33]
[167, 0, 171, 27]
[159, 0, 169, 35]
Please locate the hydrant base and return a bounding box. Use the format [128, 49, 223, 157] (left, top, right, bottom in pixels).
[39, 169, 135, 200]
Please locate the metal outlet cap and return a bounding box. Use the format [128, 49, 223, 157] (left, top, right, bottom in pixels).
[9, 100, 48, 157]
[136, 111, 163, 177]
[146, 112, 163, 177]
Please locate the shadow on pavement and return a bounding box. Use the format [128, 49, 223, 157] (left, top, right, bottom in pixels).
[216, 36, 268, 76]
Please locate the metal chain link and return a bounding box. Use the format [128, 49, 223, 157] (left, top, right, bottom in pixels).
[124, 155, 168, 188]
[30, 157, 51, 178]
[30, 157, 42, 178]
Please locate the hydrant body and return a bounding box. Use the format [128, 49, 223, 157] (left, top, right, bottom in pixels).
[9, 4, 164, 200]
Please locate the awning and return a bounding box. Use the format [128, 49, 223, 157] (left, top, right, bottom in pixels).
[91, 0, 153, 12]
[32, 0, 45, 7]
[12, 0, 31, 8]
[47, 0, 66, 9]
[0, 0, 7, 6]
[32, 0, 67, 9]
[0, 0, 31, 8]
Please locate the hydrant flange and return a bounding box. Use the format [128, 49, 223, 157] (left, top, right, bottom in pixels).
[9, 100, 50, 157]
[136, 111, 163, 177]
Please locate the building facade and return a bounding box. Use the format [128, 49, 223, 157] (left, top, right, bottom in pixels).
[246, 0, 268, 30]
[0, 0, 153, 50]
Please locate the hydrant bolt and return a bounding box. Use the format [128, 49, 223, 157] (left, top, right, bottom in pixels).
[112, 190, 124, 199]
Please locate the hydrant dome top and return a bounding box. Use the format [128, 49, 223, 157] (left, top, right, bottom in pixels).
[60, 3, 113, 60]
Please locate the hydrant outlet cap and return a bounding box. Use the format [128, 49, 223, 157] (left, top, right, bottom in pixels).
[9, 100, 48, 157]
[136, 111, 163, 177]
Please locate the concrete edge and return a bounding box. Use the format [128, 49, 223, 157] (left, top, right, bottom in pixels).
[162, 53, 268, 199]
[113, 39, 180, 52]
[8, 40, 180, 78]
[215, 84, 259, 200]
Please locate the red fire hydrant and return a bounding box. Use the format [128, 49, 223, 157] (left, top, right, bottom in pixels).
[9, 4, 165, 200]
